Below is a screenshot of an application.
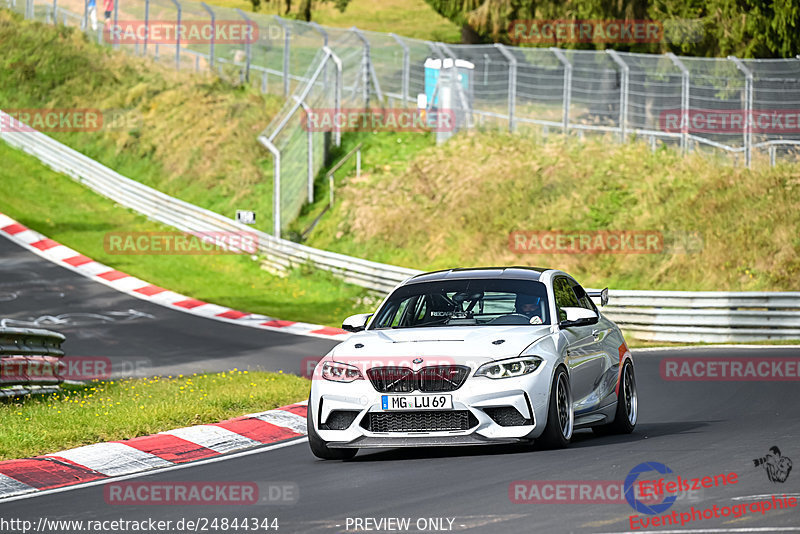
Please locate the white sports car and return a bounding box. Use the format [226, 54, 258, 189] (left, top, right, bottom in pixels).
[307, 267, 637, 460]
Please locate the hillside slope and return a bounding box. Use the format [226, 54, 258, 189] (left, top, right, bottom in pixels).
[301, 132, 800, 291]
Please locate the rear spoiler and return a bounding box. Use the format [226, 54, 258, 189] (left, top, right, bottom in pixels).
[587, 287, 609, 307]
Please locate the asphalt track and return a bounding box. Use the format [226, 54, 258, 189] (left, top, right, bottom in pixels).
[2, 235, 800, 533]
[0, 236, 339, 376]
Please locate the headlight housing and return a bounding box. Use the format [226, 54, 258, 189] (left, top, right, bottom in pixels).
[474, 356, 543, 379]
[321, 361, 363, 382]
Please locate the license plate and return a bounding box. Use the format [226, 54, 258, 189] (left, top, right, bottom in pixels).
[381, 394, 453, 411]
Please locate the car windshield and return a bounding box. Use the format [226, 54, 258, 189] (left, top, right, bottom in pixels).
[370, 279, 550, 329]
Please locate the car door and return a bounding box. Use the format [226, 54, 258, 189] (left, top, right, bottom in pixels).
[554, 277, 606, 413]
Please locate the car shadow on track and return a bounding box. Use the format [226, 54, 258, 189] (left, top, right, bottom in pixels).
[345, 420, 716, 462]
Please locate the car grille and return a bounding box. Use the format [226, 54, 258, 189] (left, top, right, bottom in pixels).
[366, 367, 416, 393]
[483, 407, 532, 427]
[362, 411, 476, 433]
[367, 365, 470, 393]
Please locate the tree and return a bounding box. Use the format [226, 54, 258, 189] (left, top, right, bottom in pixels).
[423, 0, 800, 57]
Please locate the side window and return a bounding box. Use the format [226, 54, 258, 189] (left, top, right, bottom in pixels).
[570, 281, 597, 312]
[553, 278, 579, 322]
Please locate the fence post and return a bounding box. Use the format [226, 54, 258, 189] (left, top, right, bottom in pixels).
[171, 0, 181, 70]
[201, 2, 215, 70]
[351, 27, 384, 107]
[294, 97, 315, 204]
[324, 46, 343, 148]
[494, 43, 516, 133]
[667, 53, 690, 155]
[309, 22, 328, 89]
[274, 16, 290, 97]
[143, 0, 150, 56]
[52, 0, 57, 25]
[606, 50, 629, 142]
[438, 43, 473, 129]
[551, 48, 571, 135]
[258, 135, 281, 238]
[389, 33, 410, 107]
[729, 56, 753, 169]
[236, 8, 252, 82]
[112, 0, 119, 48]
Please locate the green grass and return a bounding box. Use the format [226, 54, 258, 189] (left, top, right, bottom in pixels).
[205, 0, 461, 42]
[0, 141, 377, 326]
[0, 10, 283, 236]
[300, 130, 800, 292]
[0, 370, 309, 460]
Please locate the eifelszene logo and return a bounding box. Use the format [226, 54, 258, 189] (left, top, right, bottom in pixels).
[753, 446, 793, 483]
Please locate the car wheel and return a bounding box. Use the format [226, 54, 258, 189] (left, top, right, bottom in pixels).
[307, 402, 358, 460]
[593, 359, 637, 435]
[538, 366, 573, 449]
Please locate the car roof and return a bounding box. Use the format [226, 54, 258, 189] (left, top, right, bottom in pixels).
[403, 267, 551, 285]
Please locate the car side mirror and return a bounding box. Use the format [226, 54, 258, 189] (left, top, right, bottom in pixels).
[342, 313, 372, 332]
[559, 307, 599, 328]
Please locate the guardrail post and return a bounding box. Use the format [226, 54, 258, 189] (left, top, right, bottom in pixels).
[170, 0, 181, 70]
[769, 145, 776, 167]
[606, 50, 629, 142]
[201, 2, 215, 70]
[389, 33, 410, 107]
[729, 56, 753, 169]
[667, 53, 690, 155]
[551, 48, 571, 135]
[274, 16, 290, 97]
[236, 8, 253, 82]
[494, 43, 516, 133]
[258, 135, 281, 238]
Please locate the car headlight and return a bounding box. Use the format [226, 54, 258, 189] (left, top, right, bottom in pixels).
[474, 356, 543, 379]
[321, 361, 363, 382]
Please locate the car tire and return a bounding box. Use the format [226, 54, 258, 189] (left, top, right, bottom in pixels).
[307, 402, 358, 460]
[592, 360, 637, 436]
[538, 366, 573, 449]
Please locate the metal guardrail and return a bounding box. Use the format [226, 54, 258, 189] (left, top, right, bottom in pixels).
[2, 112, 799, 342]
[599, 290, 800, 343]
[0, 110, 417, 294]
[0, 327, 66, 396]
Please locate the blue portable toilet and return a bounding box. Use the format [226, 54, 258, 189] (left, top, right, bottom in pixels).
[424, 58, 474, 108]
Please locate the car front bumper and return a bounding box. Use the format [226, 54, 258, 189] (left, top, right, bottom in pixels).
[310, 366, 554, 448]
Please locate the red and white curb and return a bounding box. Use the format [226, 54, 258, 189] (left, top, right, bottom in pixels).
[0, 212, 350, 340]
[0, 401, 308, 500]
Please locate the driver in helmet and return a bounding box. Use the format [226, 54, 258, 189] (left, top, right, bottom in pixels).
[515, 293, 543, 324]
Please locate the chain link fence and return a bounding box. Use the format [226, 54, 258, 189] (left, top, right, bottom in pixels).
[4, 0, 800, 237]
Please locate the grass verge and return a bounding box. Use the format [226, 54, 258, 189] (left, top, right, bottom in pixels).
[0, 371, 309, 460]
